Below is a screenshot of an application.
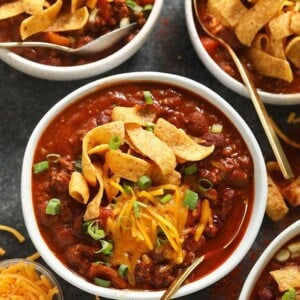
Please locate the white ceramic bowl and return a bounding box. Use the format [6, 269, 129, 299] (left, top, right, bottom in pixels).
[185, 0, 300, 105]
[0, 1, 163, 81]
[21, 72, 267, 299]
[0, 258, 64, 299]
[239, 220, 300, 299]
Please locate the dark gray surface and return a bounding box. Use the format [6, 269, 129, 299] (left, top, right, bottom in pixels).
[0, 1, 299, 299]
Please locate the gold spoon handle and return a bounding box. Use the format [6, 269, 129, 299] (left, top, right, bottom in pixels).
[160, 255, 205, 300]
[223, 43, 294, 179]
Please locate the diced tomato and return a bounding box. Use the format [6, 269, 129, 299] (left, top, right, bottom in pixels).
[44, 32, 72, 47]
[200, 36, 219, 56]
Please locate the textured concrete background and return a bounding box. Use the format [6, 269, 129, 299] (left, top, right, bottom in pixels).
[0, 1, 299, 299]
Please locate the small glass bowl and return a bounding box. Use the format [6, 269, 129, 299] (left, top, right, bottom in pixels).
[0, 258, 63, 299]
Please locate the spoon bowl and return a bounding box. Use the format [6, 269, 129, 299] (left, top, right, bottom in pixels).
[192, 0, 294, 180]
[0, 22, 137, 56]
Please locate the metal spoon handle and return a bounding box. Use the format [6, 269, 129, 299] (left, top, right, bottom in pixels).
[0, 41, 72, 52]
[223, 43, 294, 179]
[160, 255, 205, 300]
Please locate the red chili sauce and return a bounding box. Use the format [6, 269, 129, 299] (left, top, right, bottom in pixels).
[250, 235, 300, 300]
[0, 0, 154, 66]
[195, 0, 300, 94]
[32, 82, 254, 290]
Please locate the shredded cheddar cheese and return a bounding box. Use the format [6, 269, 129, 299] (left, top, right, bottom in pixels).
[194, 199, 213, 241]
[0, 261, 59, 299]
[0, 247, 6, 256]
[26, 251, 41, 261]
[0, 224, 25, 243]
[106, 182, 189, 285]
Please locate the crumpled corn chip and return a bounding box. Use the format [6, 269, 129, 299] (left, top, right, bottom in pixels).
[23, 0, 44, 15]
[71, 0, 86, 12]
[154, 118, 214, 162]
[45, 7, 89, 32]
[111, 106, 156, 126]
[0, 1, 24, 20]
[286, 36, 300, 68]
[82, 121, 125, 186]
[106, 149, 152, 182]
[83, 163, 104, 221]
[126, 124, 176, 178]
[20, 0, 63, 40]
[69, 171, 90, 204]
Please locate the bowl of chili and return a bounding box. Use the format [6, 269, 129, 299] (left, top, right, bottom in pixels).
[21, 71, 267, 299]
[185, 0, 300, 105]
[239, 220, 300, 299]
[0, 0, 163, 81]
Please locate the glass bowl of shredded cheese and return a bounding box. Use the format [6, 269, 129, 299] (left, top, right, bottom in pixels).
[0, 258, 63, 299]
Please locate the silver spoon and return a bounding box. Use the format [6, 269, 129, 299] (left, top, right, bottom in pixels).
[161, 199, 248, 300]
[0, 22, 137, 56]
[193, 0, 294, 180]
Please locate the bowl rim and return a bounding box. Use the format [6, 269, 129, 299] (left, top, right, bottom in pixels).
[185, 0, 300, 106]
[21, 71, 267, 299]
[0, 258, 64, 299]
[0, 0, 164, 81]
[239, 220, 300, 299]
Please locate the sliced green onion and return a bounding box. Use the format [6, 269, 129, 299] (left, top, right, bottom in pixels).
[143, 4, 153, 11]
[183, 163, 198, 176]
[126, 0, 143, 13]
[84, 221, 105, 240]
[74, 160, 82, 172]
[137, 175, 152, 190]
[122, 181, 133, 195]
[211, 123, 223, 133]
[109, 136, 121, 150]
[196, 178, 213, 195]
[94, 277, 111, 288]
[183, 189, 199, 210]
[33, 161, 49, 174]
[46, 153, 60, 163]
[133, 201, 141, 217]
[143, 90, 154, 104]
[120, 17, 130, 27]
[98, 240, 113, 255]
[145, 122, 155, 132]
[118, 264, 129, 278]
[45, 198, 61, 215]
[160, 194, 172, 204]
[282, 287, 296, 300]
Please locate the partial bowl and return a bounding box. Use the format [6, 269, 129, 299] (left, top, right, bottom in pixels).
[21, 71, 267, 299]
[0, 258, 63, 299]
[185, 0, 300, 105]
[0, 1, 163, 81]
[239, 220, 300, 299]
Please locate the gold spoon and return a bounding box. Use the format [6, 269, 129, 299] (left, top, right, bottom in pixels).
[192, 0, 294, 180]
[161, 199, 248, 300]
[0, 22, 137, 56]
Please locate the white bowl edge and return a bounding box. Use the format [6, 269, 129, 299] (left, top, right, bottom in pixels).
[21, 71, 267, 299]
[184, 0, 300, 106]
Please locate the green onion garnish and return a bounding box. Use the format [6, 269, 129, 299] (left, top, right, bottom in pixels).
[196, 178, 213, 195]
[45, 198, 61, 215]
[98, 240, 113, 255]
[84, 221, 105, 240]
[126, 0, 143, 13]
[94, 277, 111, 288]
[145, 122, 155, 132]
[74, 160, 82, 172]
[183, 163, 198, 176]
[143, 90, 154, 104]
[282, 287, 296, 300]
[46, 153, 60, 163]
[109, 136, 121, 150]
[211, 123, 223, 133]
[160, 194, 172, 204]
[33, 161, 49, 174]
[133, 201, 141, 217]
[118, 264, 129, 278]
[183, 189, 199, 210]
[143, 4, 153, 11]
[137, 175, 152, 190]
[122, 181, 133, 195]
